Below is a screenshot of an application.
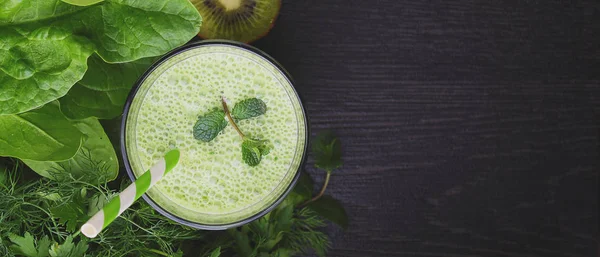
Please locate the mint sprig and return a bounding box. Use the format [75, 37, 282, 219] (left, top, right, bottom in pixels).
[193, 109, 228, 142]
[299, 131, 343, 209]
[192, 97, 270, 166]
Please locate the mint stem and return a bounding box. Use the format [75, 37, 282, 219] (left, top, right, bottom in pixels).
[299, 172, 331, 208]
[222, 96, 245, 139]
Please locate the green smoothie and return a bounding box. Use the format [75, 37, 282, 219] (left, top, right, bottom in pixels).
[124, 42, 306, 225]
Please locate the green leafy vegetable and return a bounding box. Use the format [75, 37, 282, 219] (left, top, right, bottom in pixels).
[59, 55, 155, 120]
[312, 131, 342, 173]
[60, 0, 104, 6]
[0, 0, 202, 114]
[0, 164, 205, 257]
[48, 236, 88, 257]
[23, 118, 118, 182]
[232, 98, 267, 120]
[8, 233, 51, 257]
[308, 196, 348, 229]
[0, 102, 83, 161]
[0, 26, 95, 114]
[228, 199, 330, 257]
[0, 1, 83, 26]
[193, 109, 228, 142]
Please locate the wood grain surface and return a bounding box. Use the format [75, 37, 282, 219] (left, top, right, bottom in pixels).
[251, 0, 599, 256]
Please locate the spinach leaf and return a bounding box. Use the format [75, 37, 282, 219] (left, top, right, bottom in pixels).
[63, 0, 202, 63]
[59, 55, 155, 120]
[0, 0, 85, 26]
[23, 118, 119, 182]
[0, 102, 83, 161]
[0, 0, 202, 115]
[0, 26, 96, 114]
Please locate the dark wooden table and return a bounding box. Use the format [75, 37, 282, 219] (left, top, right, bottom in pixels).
[252, 0, 598, 256]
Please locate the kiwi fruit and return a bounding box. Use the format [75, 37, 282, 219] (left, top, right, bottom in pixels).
[190, 0, 281, 43]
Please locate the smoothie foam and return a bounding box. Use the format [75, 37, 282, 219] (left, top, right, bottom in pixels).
[125, 44, 306, 225]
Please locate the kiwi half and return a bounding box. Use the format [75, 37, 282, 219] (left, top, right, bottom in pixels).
[190, 0, 281, 43]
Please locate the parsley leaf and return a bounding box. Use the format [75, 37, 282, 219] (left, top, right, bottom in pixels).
[232, 98, 267, 120]
[312, 131, 342, 173]
[8, 233, 51, 257]
[50, 188, 88, 232]
[49, 236, 88, 257]
[241, 138, 271, 167]
[193, 109, 228, 142]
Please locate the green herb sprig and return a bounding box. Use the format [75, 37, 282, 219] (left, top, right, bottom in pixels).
[193, 97, 271, 167]
[298, 131, 348, 229]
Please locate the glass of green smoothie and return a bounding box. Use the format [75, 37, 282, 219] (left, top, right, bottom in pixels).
[121, 40, 307, 229]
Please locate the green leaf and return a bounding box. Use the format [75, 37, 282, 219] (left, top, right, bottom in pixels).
[232, 98, 267, 120]
[241, 138, 271, 167]
[59, 55, 155, 120]
[0, 0, 84, 26]
[65, 0, 202, 63]
[0, 0, 202, 114]
[8, 233, 51, 257]
[312, 131, 342, 173]
[61, 0, 104, 6]
[209, 247, 221, 257]
[0, 102, 83, 161]
[0, 26, 96, 114]
[49, 189, 88, 232]
[193, 109, 228, 142]
[49, 236, 88, 257]
[308, 195, 348, 229]
[23, 117, 119, 183]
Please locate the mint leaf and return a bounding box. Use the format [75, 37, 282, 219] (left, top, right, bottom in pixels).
[49, 236, 88, 257]
[312, 131, 342, 173]
[8, 233, 51, 257]
[193, 109, 228, 142]
[308, 195, 348, 229]
[241, 138, 271, 167]
[241, 141, 261, 167]
[232, 98, 267, 120]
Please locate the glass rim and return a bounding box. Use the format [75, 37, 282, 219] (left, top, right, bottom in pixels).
[120, 40, 309, 230]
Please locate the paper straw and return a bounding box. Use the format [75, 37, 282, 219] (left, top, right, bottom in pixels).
[80, 149, 180, 238]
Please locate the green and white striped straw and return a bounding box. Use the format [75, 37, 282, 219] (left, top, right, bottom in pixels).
[80, 149, 180, 238]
